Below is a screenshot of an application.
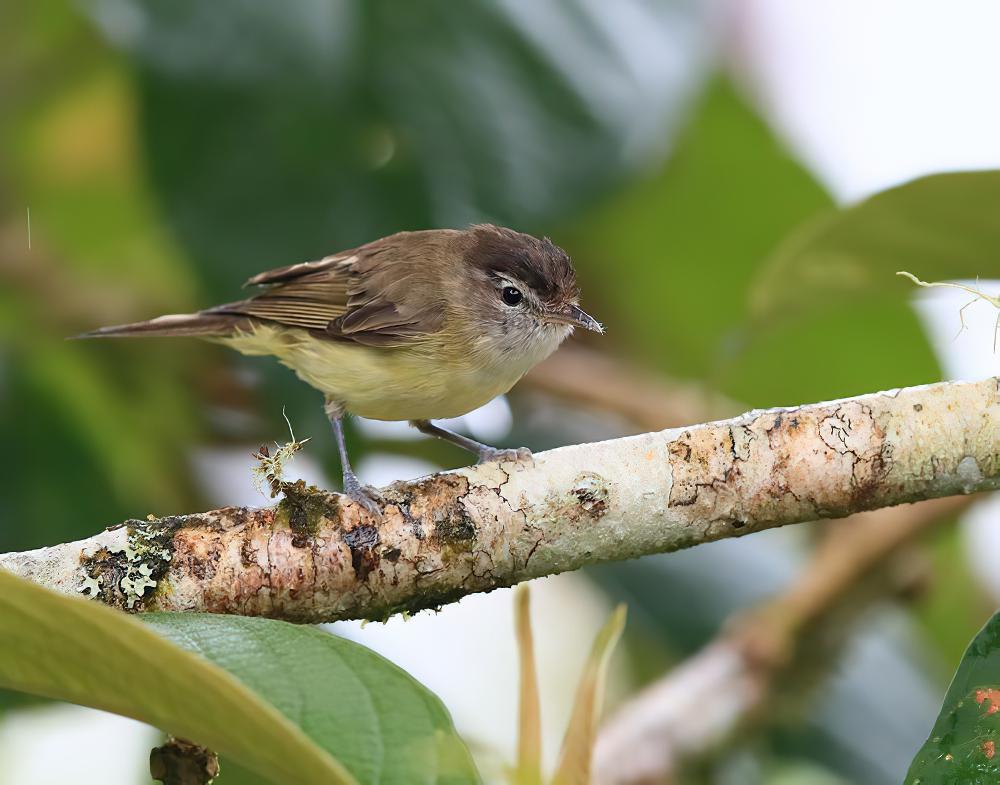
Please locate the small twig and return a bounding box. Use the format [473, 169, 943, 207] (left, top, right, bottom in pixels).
[898, 270, 1000, 351]
[251, 408, 310, 498]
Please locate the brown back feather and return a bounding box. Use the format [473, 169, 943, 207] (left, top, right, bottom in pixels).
[208, 230, 454, 346]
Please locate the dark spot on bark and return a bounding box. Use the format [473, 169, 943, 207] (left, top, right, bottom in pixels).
[732, 519, 747, 529]
[914, 403, 923, 412]
[572, 474, 609, 519]
[393, 501, 425, 539]
[343, 524, 380, 581]
[434, 515, 476, 543]
[240, 536, 257, 567]
[383, 547, 401, 563]
[669, 439, 692, 462]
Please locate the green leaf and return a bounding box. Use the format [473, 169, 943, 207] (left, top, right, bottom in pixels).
[905, 610, 1000, 784]
[146, 613, 481, 785]
[0, 570, 480, 784]
[561, 78, 834, 381]
[749, 170, 1000, 326]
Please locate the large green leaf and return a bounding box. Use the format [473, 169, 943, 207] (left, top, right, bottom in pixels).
[147, 614, 481, 785]
[749, 170, 1000, 326]
[0, 570, 480, 784]
[905, 610, 1000, 784]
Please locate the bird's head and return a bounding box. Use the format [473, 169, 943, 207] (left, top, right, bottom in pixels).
[457, 225, 601, 361]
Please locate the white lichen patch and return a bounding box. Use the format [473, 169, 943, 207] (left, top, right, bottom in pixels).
[958, 455, 984, 493]
[79, 574, 102, 597]
[76, 523, 174, 609]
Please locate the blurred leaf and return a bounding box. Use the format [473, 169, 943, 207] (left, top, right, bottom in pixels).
[513, 586, 542, 785]
[551, 604, 626, 785]
[719, 297, 938, 406]
[0, 571, 480, 784]
[79, 0, 713, 295]
[561, 78, 833, 381]
[749, 170, 1000, 326]
[905, 611, 1000, 784]
[917, 526, 994, 669]
[762, 760, 852, 785]
[1, 36, 205, 556]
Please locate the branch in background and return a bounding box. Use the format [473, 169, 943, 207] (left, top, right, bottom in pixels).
[592, 493, 973, 785]
[0, 377, 996, 623]
[525, 345, 737, 430]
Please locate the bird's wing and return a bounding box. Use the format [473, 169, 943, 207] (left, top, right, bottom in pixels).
[209, 234, 448, 346]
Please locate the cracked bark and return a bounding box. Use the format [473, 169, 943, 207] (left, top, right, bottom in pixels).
[1, 377, 997, 623]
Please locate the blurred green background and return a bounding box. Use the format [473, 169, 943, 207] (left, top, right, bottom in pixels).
[2, 1, 998, 784]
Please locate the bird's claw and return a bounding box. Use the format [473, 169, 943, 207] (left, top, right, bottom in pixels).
[342, 475, 384, 517]
[477, 446, 532, 465]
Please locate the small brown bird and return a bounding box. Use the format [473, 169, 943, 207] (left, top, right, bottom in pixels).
[81, 224, 602, 512]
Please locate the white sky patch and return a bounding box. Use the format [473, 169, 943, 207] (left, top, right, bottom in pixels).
[0, 705, 157, 785]
[355, 395, 513, 443]
[192, 444, 329, 507]
[354, 454, 438, 487]
[910, 279, 1000, 379]
[736, 0, 1000, 202]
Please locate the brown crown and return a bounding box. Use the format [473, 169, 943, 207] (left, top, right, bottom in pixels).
[464, 224, 578, 305]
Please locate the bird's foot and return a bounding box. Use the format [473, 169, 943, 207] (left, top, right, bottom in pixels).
[477, 446, 532, 465]
[342, 473, 384, 517]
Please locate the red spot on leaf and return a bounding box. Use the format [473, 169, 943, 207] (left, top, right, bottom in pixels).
[984, 740, 996, 760]
[976, 688, 1000, 714]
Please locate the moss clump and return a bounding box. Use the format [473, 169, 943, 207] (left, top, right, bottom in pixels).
[275, 480, 336, 548]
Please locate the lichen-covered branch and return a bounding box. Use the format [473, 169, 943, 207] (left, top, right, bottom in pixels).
[1, 377, 997, 623]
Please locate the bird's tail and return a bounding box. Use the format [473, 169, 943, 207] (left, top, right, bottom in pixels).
[73, 312, 248, 340]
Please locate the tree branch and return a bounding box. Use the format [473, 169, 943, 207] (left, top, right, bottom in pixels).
[1, 377, 996, 623]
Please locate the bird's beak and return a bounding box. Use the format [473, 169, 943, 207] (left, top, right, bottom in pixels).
[545, 304, 604, 334]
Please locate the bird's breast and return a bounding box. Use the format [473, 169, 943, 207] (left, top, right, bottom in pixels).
[222, 324, 549, 421]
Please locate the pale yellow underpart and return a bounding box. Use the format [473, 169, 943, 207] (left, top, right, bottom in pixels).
[219, 322, 570, 421]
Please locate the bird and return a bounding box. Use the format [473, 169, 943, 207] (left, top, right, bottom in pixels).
[79, 224, 602, 513]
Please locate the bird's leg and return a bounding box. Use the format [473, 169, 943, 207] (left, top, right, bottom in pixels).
[409, 419, 532, 465]
[325, 399, 381, 516]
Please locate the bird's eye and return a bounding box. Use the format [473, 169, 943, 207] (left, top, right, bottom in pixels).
[501, 286, 523, 306]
